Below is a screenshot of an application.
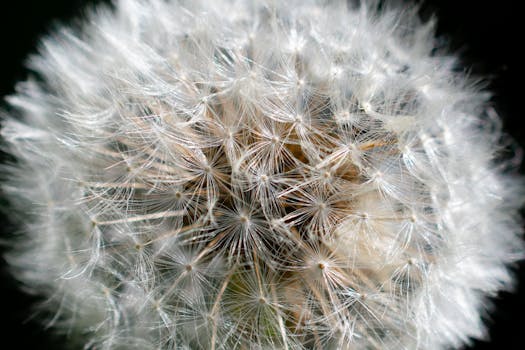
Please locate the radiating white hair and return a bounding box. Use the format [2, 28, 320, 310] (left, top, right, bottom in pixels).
[1, 0, 523, 349]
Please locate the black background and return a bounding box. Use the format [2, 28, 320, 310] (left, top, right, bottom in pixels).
[0, 0, 523, 349]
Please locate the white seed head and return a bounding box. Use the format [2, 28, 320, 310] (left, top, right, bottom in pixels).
[1, 0, 523, 349]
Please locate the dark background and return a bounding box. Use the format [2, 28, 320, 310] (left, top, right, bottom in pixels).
[0, 0, 523, 349]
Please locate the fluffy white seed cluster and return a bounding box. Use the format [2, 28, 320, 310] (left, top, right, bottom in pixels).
[1, 0, 523, 349]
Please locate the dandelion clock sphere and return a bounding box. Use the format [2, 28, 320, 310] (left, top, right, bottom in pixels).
[1, 0, 523, 349]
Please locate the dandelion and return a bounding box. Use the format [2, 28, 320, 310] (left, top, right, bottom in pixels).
[1, 0, 523, 349]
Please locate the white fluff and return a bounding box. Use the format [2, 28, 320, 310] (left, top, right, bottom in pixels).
[1, 0, 523, 349]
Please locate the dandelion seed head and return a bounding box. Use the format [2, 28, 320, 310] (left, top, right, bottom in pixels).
[1, 0, 523, 349]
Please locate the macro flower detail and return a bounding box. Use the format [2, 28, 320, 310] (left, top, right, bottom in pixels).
[1, 0, 523, 349]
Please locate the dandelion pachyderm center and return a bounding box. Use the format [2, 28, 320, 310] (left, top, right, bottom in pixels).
[1, 1, 523, 349]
